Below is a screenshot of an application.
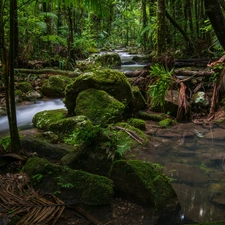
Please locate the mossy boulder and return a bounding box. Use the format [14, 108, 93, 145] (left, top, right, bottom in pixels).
[32, 109, 67, 131]
[23, 157, 114, 205]
[21, 137, 72, 160]
[131, 86, 147, 111]
[115, 122, 148, 146]
[75, 88, 125, 125]
[41, 75, 73, 97]
[61, 122, 147, 176]
[159, 118, 176, 128]
[127, 118, 146, 130]
[94, 52, 121, 68]
[138, 111, 165, 121]
[32, 109, 92, 136]
[17, 82, 33, 93]
[64, 69, 133, 116]
[109, 160, 179, 210]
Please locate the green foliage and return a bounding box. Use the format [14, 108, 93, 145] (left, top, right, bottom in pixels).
[32, 174, 43, 183]
[147, 64, 174, 108]
[64, 124, 131, 161]
[0, 136, 11, 151]
[64, 124, 102, 146]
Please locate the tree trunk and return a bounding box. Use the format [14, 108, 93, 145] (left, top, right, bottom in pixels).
[9, 0, 22, 152]
[204, 0, 225, 50]
[157, 0, 166, 56]
[142, 0, 147, 52]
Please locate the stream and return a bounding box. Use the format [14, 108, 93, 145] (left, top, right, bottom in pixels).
[0, 51, 225, 223]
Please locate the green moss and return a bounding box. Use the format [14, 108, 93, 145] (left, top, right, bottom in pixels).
[127, 118, 146, 130]
[115, 122, 148, 146]
[159, 118, 175, 128]
[15, 89, 23, 101]
[75, 89, 125, 125]
[131, 86, 147, 111]
[64, 69, 133, 116]
[17, 82, 33, 93]
[32, 109, 67, 130]
[23, 157, 114, 205]
[138, 111, 164, 121]
[110, 160, 178, 209]
[41, 75, 72, 97]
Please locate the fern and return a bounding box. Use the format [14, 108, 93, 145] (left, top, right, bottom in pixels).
[147, 64, 174, 108]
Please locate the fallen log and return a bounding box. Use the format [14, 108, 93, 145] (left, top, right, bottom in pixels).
[14, 68, 80, 77]
[174, 69, 214, 77]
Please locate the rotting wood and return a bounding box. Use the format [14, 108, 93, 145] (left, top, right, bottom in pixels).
[14, 68, 80, 77]
[174, 69, 214, 77]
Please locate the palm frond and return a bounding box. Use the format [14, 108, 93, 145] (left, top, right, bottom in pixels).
[0, 173, 65, 225]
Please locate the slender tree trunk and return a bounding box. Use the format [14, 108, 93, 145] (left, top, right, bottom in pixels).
[157, 0, 166, 55]
[142, 0, 147, 52]
[9, 0, 21, 152]
[204, 0, 225, 50]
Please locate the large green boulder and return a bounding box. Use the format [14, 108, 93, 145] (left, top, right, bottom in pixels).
[41, 75, 73, 97]
[75, 88, 125, 125]
[23, 157, 114, 205]
[94, 52, 121, 68]
[64, 69, 133, 116]
[32, 109, 92, 136]
[61, 122, 148, 177]
[110, 160, 179, 210]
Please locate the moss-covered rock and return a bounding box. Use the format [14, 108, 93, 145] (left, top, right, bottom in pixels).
[138, 111, 165, 121]
[127, 118, 146, 130]
[17, 82, 33, 93]
[64, 69, 133, 116]
[24, 90, 41, 102]
[23, 157, 114, 205]
[32, 109, 92, 137]
[115, 122, 148, 147]
[61, 122, 147, 176]
[94, 52, 121, 68]
[109, 160, 179, 210]
[15, 89, 23, 103]
[21, 138, 72, 160]
[41, 75, 73, 97]
[159, 118, 176, 128]
[32, 109, 67, 131]
[131, 86, 147, 111]
[75, 89, 125, 125]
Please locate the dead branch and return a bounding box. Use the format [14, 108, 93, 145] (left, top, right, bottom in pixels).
[113, 126, 145, 144]
[14, 68, 80, 77]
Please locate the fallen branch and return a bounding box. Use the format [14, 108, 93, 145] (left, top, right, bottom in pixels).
[14, 68, 80, 77]
[113, 126, 145, 144]
[174, 69, 214, 77]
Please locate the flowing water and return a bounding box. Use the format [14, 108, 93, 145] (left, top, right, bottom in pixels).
[0, 99, 65, 138]
[0, 51, 225, 223]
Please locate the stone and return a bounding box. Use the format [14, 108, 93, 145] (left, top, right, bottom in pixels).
[41, 75, 73, 97]
[23, 157, 114, 205]
[94, 52, 121, 68]
[192, 91, 209, 107]
[64, 69, 133, 116]
[109, 160, 180, 224]
[75, 88, 125, 125]
[131, 86, 147, 111]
